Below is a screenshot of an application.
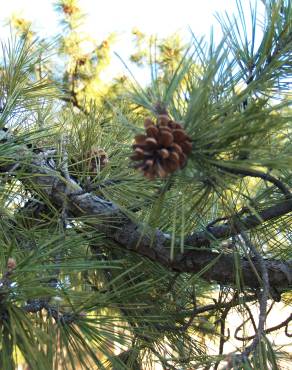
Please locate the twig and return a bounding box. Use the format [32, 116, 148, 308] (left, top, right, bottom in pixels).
[235, 313, 292, 341]
[225, 230, 270, 366]
[234, 304, 257, 341]
[206, 207, 249, 230]
[180, 294, 257, 317]
[215, 164, 291, 199]
[155, 294, 258, 333]
[242, 231, 269, 351]
[234, 300, 275, 342]
[180, 285, 197, 332]
[186, 198, 292, 248]
[214, 306, 231, 370]
[62, 60, 89, 115]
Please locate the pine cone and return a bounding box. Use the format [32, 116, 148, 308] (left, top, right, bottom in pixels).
[83, 148, 108, 174]
[71, 147, 108, 178]
[131, 115, 192, 179]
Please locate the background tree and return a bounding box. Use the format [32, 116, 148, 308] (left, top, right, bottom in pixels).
[0, 0, 291, 369]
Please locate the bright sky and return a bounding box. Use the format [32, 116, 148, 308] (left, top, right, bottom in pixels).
[0, 0, 264, 81]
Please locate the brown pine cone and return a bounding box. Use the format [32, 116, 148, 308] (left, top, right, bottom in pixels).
[131, 115, 192, 179]
[71, 147, 108, 178]
[83, 147, 108, 174]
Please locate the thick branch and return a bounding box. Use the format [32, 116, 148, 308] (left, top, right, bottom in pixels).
[2, 148, 292, 291]
[22, 151, 292, 291]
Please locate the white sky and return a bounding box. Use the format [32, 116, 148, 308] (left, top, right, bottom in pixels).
[0, 1, 253, 34]
[0, 0, 263, 82]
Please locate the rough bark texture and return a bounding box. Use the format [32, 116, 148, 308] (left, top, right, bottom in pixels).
[2, 147, 292, 291]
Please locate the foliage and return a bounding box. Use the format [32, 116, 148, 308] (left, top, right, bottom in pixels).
[0, 0, 291, 369]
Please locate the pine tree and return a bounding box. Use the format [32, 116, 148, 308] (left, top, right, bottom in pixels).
[0, 0, 291, 369]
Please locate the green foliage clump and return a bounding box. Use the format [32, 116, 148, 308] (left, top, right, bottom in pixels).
[0, 0, 291, 369]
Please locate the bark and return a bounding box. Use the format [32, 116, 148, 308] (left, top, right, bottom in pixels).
[2, 147, 292, 291]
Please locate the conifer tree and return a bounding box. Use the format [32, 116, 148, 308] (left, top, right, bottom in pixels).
[0, 0, 291, 369]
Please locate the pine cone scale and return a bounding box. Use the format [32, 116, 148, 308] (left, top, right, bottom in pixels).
[159, 131, 173, 147]
[145, 137, 159, 149]
[135, 134, 147, 143]
[146, 126, 159, 138]
[172, 129, 187, 142]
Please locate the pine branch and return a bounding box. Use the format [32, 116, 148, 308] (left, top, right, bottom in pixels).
[215, 164, 291, 198]
[214, 306, 231, 370]
[61, 60, 90, 115]
[238, 231, 270, 357]
[186, 198, 292, 247]
[235, 313, 292, 341]
[7, 147, 291, 292]
[181, 293, 257, 317]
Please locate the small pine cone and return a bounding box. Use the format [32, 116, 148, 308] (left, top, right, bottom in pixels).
[131, 115, 192, 179]
[7, 257, 16, 271]
[83, 147, 108, 174]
